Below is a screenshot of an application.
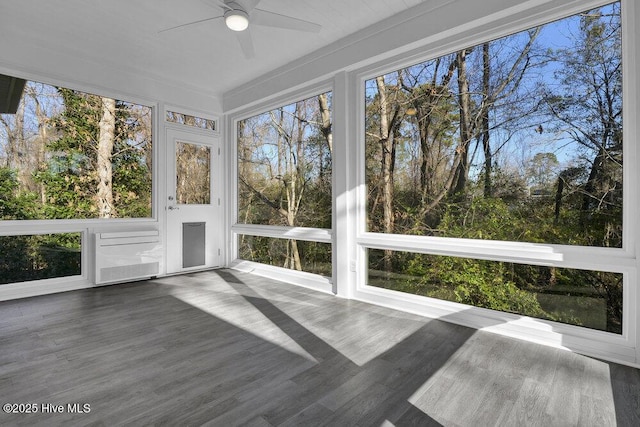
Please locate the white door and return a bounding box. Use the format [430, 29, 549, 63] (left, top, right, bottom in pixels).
[165, 128, 222, 274]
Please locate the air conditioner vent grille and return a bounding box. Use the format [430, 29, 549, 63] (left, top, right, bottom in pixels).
[99, 262, 159, 283]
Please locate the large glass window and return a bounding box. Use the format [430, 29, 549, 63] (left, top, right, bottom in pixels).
[239, 235, 331, 277]
[236, 91, 333, 275]
[238, 92, 332, 229]
[364, 2, 621, 248]
[368, 249, 623, 334]
[0, 233, 81, 284]
[0, 78, 153, 220]
[362, 2, 626, 333]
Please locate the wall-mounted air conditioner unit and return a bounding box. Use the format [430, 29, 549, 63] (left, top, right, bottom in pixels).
[95, 230, 162, 285]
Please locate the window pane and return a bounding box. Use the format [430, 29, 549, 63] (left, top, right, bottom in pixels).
[364, 2, 622, 248]
[176, 142, 210, 205]
[166, 111, 216, 131]
[0, 78, 152, 219]
[239, 235, 331, 277]
[368, 249, 623, 334]
[238, 92, 332, 228]
[0, 233, 81, 285]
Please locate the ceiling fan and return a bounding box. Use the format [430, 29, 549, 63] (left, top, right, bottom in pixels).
[159, 0, 322, 59]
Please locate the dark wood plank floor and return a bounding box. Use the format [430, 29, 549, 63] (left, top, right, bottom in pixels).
[1, 269, 639, 426]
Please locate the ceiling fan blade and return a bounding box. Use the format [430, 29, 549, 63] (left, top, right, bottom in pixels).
[251, 9, 321, 33]
[235, 0, 261, 12]
[236, 29, 255, 59]
[212, 0, 232, 11]
[158, 16, 222, 33]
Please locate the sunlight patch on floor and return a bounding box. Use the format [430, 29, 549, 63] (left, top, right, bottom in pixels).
[172, 290, 320, 363]
[157, 272, 432, 366]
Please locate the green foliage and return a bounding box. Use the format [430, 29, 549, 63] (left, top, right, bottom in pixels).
[0, 167, 82, 283]
[239, 235, 331, 276]
[0, 167, 25, 219]
[444, 259, 549, 319]
[35, 163, 96, 219]
[376, 251, 550, 319]
[39, 89, 152, 219]
[0, 168, 19, 217]
[369, 248, 625, 332]
[0, 233, 81, 285]
[0, 167, 40, 220]
[112, 150, 152, 218]
[439, 197, 519, 241]
[0, 87, 153, 221]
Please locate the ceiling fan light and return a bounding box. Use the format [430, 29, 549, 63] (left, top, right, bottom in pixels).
[225, 10, 249, 31]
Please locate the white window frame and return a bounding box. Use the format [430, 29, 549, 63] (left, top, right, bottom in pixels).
[350, 0, 640, 366]
[164, 105, 220, 134]
[0, 73, 159, 224]
[228, 81, 335, 293]
[0, 69, 161, 300]
[0, 229, 86, 300]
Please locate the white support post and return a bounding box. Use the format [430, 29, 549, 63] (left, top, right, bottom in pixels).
[333, 71, 357, 298]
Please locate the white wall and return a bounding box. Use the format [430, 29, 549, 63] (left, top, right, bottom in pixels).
[0, 25, 222, 113]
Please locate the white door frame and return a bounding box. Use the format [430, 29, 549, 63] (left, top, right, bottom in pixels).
[164, 127, 222, 274]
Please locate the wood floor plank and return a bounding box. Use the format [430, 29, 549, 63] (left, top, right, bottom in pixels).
[0, 269, 638, 426]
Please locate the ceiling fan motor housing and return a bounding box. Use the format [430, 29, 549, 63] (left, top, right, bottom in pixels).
[224, 2, 249, 31]
[224, 9, 249, 31]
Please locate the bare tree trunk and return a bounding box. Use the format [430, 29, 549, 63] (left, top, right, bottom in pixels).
[399, 58, 458, 227]
[0, 108, 21, 169]
[97, 97, 116, 218]
[277, 108, 284, 178]
[237, 120, 254, 224]
[32, 92, 48, 204]
[318, 92, 333, 155]
[482, 43, 492, 197]
[290, 239, 302, 271]
[554, 174, 565, 225]
[0, 118, 8, 168]
[450, 49, 472, 199]
[418, 115, 431, 200]
[376, 76, 394, 235]
[580, 146, 606, 226]
[287, 104, 305, 271]
[376, 76, 397, 271]
[268, 104, 306, 271]
[8, 101, 25, 181]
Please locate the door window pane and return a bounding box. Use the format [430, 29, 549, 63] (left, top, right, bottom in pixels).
[176, 142, 211, 205]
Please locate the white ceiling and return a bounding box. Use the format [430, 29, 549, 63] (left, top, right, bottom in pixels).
[0, 0, 426, 102]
